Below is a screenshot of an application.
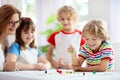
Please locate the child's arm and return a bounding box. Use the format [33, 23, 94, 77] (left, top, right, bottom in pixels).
[4, 54, 22, 71]
[46, 44, 58, 68]
[73, 59, 109, 72]
[68, 45, 79, 66]
[38, 55, 51, 70]
[5, 54, 40, 71]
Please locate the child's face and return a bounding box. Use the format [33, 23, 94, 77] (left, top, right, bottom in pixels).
[83, 32, 103, 51]
[21, 28, 35, 46]
[59, 12, 76, 32]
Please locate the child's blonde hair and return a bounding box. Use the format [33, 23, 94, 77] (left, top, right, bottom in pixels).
[57, 5, 77, 21]
[82, 19, 109, 41]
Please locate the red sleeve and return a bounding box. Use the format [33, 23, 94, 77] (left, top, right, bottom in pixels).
[77, 30, 85, 46]
[80, 37, 85, 46]
[47, 31, 59, 46]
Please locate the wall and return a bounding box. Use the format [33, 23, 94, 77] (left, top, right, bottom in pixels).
[110, 0, 120, 43]
[88, 0, 120, 43]
[35, 0, 65, 46]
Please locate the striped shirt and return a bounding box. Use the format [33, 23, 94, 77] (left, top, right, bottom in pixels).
[78, 41, 114, 72]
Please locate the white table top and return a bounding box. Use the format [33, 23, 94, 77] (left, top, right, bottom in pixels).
[0, 69, 120, 80]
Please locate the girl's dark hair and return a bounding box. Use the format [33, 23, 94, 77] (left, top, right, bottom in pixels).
[15, 17, 36, 50]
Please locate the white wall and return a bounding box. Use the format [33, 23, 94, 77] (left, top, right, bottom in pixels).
[35, 0, 65, 46]
[88, 0, 120, 43]
[110, 0, 120, 43]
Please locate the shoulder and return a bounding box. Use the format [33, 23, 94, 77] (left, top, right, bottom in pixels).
[75, 29, 82, 34]
[102, 41, 112, 48]
[10, 42, 20, 49]
[49, 30, 61, 37]
[48, 30, 61, 39]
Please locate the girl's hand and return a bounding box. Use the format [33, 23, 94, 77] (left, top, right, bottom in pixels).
[15, 62, 22, 71]
[34, 63, 46, 70]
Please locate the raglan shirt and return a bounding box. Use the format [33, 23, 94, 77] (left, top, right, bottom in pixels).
[47, 29, 85, 63]
[7, 43, 41, 64]
[78, 41, 114, 72]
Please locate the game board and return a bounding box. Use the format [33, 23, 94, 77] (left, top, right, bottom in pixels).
[0, 69, 120, 80]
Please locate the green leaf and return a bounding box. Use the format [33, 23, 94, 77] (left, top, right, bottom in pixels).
[46, 14, 56, 25]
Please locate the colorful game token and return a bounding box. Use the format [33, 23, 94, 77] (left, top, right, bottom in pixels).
[93, 71, 96, 74]
[56, 69, 62, 74]
[45, 70, 47, 74]
[70, 49, 75, 53]
[83, 72, 85, 75]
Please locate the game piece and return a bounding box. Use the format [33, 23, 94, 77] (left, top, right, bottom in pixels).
[56, 69, 62, 74]
[93, 71, 96, 74]
[70, 49, 75, 53]
[45, 70, 47, 74]
[83, 72, 85, 75]
[66, 71, 70, 74]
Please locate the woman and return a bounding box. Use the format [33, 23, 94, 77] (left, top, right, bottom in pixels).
[0, 4, 21, 71]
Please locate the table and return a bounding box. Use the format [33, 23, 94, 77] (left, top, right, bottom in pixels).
[0, 69, 120, 80]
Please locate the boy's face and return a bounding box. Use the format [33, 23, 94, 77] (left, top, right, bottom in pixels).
[83, 32, 103, 51]
[58, 12, 76, 32]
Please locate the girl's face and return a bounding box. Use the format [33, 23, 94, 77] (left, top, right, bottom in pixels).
[21, 28, 35, 46]
[83, 32, 103, 51]
[6, 13, 19, 35]
[59, 12, 76, 32]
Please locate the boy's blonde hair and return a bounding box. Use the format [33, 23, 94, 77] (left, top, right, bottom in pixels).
[57, 5, 77, 21]
[82, 19, 109, 41]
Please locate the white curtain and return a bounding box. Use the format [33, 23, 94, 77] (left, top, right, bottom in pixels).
[35, 0, 65, 46]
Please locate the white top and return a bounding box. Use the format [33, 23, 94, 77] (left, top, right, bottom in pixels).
[55, 32, 81, 63]
[0, 44, 5, 71]
[47, 30, 84, 64]
[17, 48, 38, 64]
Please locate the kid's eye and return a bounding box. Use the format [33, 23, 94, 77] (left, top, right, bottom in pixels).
[61, 18, 64, 20]
[67, 18, 70, 20]
[85, 38, 89, 40]
[93, 39, 97, 41]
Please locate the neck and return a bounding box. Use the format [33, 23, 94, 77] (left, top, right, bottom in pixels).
[63, 29, 75, 33]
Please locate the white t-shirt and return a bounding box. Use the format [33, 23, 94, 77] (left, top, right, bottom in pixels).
[47, 30, 85, 63]
[0, 44, 5, 71]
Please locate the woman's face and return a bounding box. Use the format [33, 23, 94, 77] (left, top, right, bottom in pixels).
[6, 13, 20, 35]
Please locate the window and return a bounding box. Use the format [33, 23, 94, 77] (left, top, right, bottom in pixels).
[65, 0, 88, 30]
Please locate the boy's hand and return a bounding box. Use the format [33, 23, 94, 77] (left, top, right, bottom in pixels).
[58, 58, 72, 69]
[68, 45, 76, 54]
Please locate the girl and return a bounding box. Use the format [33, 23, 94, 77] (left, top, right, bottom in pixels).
[0, 4, 21, 71]
[5, 17, 51, 71]
[68, 19, 114, 72]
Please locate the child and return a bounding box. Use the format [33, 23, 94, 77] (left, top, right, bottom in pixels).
[47, 5, 85, 69]
[4, 17, 51, 71]
[68, 19, 114, 72]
